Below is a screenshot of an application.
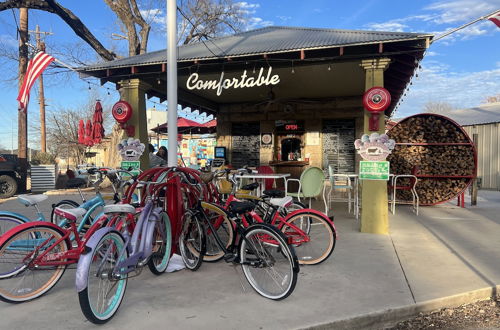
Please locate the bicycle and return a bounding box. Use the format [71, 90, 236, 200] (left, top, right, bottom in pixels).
[208, 168, 337, 265]
[0, 184, 154, 303]
[177, 169, 299, 300]
[76, 177, 172, 324]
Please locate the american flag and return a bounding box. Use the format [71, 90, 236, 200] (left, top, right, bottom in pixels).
[17, 51, 55, 112]
[487, 11, 500, 28]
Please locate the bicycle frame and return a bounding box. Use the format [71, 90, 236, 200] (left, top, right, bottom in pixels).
[1, 212, 123, 275]
[76, 200, 162, 292]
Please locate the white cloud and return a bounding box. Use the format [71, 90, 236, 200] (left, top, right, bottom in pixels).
[395, 61, 500, 117]
[236, 2, 260, 15]
[277, 15, 292, 22]
[366, 22, 408, 32]
[244, 17, 274, 30]
[140, 8, 166, 25]
[425, 0, 499, 24]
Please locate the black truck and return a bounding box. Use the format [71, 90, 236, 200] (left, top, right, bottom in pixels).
[0, 154, 21, 198]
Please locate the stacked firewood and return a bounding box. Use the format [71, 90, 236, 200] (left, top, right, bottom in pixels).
[387, 114, 475, 205]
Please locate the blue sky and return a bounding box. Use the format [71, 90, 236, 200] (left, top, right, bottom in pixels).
[0, 0, 498, 150]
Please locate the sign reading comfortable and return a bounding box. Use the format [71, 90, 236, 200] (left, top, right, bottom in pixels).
[186, 67, 280, 96]
[360, 161, 390, 181]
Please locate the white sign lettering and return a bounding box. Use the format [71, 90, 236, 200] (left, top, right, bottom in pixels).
[186, 67, 280, 96]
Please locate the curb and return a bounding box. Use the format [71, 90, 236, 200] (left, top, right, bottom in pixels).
[300, 286, 500, 330]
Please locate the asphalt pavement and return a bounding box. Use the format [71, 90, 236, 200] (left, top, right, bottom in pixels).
[0, 189, 499, 329]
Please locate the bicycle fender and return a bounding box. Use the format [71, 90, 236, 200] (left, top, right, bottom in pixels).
[0, 221, 63, 247]
[75, 227, 117, 293]
[0, 211, 30, 223]
[285, 209, 337, 238]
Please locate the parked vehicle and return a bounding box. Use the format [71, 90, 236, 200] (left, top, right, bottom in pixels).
[0, 154, 21, 199]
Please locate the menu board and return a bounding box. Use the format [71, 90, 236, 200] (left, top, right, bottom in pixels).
[322, 120, 355, 173]
[231, 122, 260, 168]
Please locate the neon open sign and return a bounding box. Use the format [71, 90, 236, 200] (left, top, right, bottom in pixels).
[286, 124, 298, 130]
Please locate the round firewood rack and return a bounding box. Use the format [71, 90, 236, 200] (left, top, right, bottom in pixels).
[387, 113, 477, 206]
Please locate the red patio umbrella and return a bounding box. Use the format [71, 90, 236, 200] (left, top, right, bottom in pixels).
[92, 101, 105, 144]
[78, 119, 85, 144]
[85, 119, 94, 146]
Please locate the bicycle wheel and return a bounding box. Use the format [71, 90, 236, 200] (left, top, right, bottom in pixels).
[200, 202, 234, 262]
[0, 225, 69, 302]
[78, 231, 128, 324]
[0, 214, 25, 237]
[281, 212, 336, 265]
[239, 223, 298, 300]
[147, 211, 172, 275]
[50, 200, 80, 226]
[179, 211, 205, 271]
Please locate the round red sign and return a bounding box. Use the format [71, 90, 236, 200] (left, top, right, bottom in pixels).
[363, 87, 391, 113]
[112, 100, 133, 123]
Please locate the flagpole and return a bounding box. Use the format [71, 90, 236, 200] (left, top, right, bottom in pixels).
[432, 9, 500, 43]
[166, 0, 178, 167]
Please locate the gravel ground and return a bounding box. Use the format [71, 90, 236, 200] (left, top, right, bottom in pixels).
[387, 298, 500, 329]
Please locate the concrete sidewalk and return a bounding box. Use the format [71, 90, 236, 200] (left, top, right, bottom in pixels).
[0, 190, 499, 329]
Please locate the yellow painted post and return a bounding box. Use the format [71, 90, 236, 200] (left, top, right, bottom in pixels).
[118, 79, 151, 170]
[359, 58, 391, 234]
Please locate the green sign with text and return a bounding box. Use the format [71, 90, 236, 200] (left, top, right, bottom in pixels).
[359, 161, 390, 180]
[121, 161, 141, 176]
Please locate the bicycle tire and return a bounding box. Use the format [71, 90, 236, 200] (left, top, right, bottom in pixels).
[0, 224, 70, 302]
[199, 202, 234, 262]
[281, 212, 336, 265]
[50, 200, 80, 225]
[239, 223, 299, 300]
[179, 211, 206, 271]
[147, 211, 172, 274]
[78, 230, 128, 324]
[0, 214, 26, 237]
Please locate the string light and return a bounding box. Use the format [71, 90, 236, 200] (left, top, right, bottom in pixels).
[328, 64, 332, 71]
[291, 61, 295, 74]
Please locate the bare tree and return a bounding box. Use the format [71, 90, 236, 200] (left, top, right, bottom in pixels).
[424, 101, 455, 114]
[177, 0, 247, 45]
[484, 94, 500, 104]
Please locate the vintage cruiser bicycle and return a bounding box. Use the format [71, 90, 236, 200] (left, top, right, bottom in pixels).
[177, 169, 299, 300]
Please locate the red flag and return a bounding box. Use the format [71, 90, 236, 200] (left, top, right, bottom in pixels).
[488, 11, 500, 28]
[17, 51, 55, 112]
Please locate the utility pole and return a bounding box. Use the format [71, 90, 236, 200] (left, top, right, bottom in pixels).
[18, 7, 29, 193]
[29, 25, 53, 153]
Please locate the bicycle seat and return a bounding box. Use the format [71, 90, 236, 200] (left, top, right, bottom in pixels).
[53, 207, 87, 222]
[263, 189, 285, 198]
[66, 178, 87, 189]
[199, 171, 214, 184]
[17, 194, 48, 206]
[241, 182, 259, 191]
[103, 204, 136, 215]
[269, 196, 293, 208]
[229, 201, 256, 215]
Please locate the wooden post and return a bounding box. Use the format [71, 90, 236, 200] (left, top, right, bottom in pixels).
[471, 133, 478, 205]
[17, 8, 29, 193]
[30, 25, 53, 153]
[359, 58, 391, 234]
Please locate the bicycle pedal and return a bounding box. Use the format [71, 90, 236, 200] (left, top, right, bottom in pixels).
[223, 253, 238, 263]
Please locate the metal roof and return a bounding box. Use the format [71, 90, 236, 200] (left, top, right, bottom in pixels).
[80, 26, 432, 71]
[450, 103, 500, 126]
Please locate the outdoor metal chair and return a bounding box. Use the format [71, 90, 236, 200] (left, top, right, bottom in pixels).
[285, 166, 327, 212]
[325, 164, 354, 213]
